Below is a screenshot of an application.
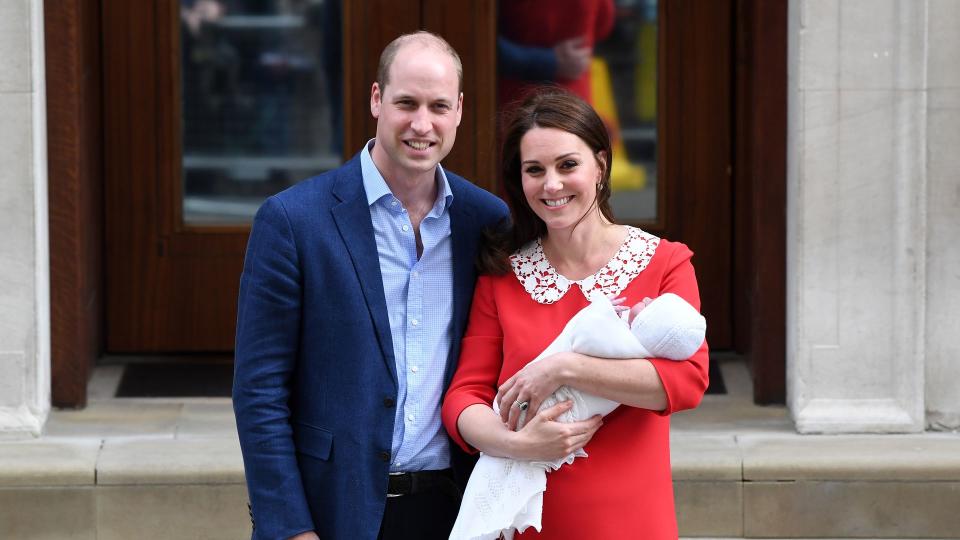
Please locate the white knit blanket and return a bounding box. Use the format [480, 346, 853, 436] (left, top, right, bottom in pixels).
[449, 293, 705, 540]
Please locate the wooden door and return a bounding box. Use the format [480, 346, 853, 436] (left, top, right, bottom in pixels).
[654, 0, 733, 349]
[103, 0, 733, 353]
[102, 0, 497, 352]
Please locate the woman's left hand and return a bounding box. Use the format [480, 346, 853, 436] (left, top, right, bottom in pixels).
[496, 352, 576, 431]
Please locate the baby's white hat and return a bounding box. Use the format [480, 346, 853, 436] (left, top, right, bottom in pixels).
[630, 293, 706, 360]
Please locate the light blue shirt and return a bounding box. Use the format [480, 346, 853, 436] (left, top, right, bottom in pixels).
[360, 140, 454, 472]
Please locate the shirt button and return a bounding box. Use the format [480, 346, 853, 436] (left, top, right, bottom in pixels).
[402, 224, 410, 232]
[407, 414, 415, 422]
[411, 318, 419, 326]
[391, 200, 398, 206]
[411, 271, 419, 278]
[378, 451, 390, 462]
[410, 366, 418, 373]
[383, 397, 395, 408]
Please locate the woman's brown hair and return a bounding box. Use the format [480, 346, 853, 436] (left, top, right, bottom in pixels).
[478, 87, 615, 275]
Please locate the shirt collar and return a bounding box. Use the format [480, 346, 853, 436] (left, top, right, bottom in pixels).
[360, 139, 454, 212]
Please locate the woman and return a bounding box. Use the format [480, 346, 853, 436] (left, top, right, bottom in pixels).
[441, 89, 709, 539]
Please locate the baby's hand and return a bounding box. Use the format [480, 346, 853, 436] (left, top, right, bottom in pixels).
[610, 295, 630, 320]
[610, 295, 655, 324]
[628, 297, 654, 325]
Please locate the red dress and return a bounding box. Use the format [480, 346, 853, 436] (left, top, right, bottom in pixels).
[442, 229, 709, 539]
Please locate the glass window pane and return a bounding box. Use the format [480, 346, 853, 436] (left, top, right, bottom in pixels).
[180, 0, 342, 225]
[497, 0, 658, 223]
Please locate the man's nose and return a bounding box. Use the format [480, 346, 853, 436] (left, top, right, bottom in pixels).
[410, 107, 431, 134]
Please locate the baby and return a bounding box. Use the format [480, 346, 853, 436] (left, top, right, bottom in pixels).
[450, 293, 706, 540]
[515, 292, 707, 432]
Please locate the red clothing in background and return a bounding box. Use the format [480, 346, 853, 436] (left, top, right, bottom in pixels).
[499, 0, 615, 105]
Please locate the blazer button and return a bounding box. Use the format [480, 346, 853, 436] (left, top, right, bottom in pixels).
[383, 397, 395, 408]
[379, 451, 390, 462]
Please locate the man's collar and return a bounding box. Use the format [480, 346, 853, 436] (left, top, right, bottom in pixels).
[360, 139, 454, 211]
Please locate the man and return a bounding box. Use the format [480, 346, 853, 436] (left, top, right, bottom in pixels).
[233, 32, 508, 540]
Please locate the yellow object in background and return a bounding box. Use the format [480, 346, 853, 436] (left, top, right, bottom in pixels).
[590, 58, 646, 191]
[635, 22, 657, 122]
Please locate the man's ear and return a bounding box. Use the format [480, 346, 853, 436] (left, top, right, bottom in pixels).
[371, 82, 382, 119]
[455, 92, 464, 127]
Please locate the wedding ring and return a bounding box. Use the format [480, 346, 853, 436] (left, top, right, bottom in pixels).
[515, 400, 530, 411]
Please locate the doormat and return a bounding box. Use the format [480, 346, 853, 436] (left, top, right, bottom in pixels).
[114, 360, 724, 397]
[115, 363, 234, 398]
[706, 358, 726, 395]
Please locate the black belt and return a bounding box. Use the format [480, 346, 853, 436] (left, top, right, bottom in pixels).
[387, 468, 456, 498]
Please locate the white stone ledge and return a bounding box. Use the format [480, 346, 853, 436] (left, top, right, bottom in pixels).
[0, 440, 98, 487]
[0, 404, 47, 440]
[739, 433, 960, 481]
[2, 430, 958, 488]
[96, 438, 245, 486]
[793, 398, 923, 434]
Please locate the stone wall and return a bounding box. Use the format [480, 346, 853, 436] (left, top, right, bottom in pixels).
[0, 0, 48, 438]
[925, 0, 960, 431]
[789, 0, 960, 433]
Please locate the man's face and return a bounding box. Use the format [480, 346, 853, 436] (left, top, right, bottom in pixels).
[370, 44, 463, 182]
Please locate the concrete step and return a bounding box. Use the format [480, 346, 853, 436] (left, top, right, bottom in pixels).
[670, 432, 960, 538]
[2, 360, 959, 540]
[0, 437, 249, 540]
[3, 419, 959, 539]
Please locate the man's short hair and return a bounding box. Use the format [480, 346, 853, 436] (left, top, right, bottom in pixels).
[376, 31, 464, 93]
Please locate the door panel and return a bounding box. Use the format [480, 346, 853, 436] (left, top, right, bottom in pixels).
[103, 0, 494, 351]
[103, 0, 731, 353]
[659, 0, 733, 348]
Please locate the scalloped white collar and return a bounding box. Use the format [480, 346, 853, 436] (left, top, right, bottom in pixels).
[509, 226, 660, 304]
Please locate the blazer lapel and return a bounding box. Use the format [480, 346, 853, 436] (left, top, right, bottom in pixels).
[330, 160, 398, 387]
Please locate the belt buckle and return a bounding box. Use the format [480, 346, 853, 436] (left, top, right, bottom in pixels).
[387, 471, 406, 498]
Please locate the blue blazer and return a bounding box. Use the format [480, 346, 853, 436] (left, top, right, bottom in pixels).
[233, 153, 508, 540]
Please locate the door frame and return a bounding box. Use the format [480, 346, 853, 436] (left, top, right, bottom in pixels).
[45, 0, 104, 408]
[733, 0, 787, 404]
[46, 0, 787, 406]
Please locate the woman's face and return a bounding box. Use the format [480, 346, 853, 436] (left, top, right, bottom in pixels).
[519, 126, 605, 234]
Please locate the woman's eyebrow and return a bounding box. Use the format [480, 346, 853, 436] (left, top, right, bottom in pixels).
[521, 152, 580, 166]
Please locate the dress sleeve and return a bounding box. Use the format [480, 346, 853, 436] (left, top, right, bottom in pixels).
[442, 275, 505, 453]
[647, 243, 711, 415]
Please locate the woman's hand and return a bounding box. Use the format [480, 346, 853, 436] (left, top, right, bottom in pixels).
[508, 401, 603, 461]
[496, 352, 575, 431]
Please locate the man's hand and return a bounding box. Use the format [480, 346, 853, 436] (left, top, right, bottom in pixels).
[553, 36, 592, 81]
[288, 532, 320, 540]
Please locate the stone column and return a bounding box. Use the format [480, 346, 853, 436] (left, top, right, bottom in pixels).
[0, 0, 49, 438]
[788, 0, 927, 433]
[925, 0, 960, 431]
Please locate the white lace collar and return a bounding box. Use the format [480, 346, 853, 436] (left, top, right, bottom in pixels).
[509, 226, 660, 304]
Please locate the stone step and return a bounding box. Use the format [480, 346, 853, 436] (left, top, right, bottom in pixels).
[3, 429, 960, 539]
[670, 433, 960, 538]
